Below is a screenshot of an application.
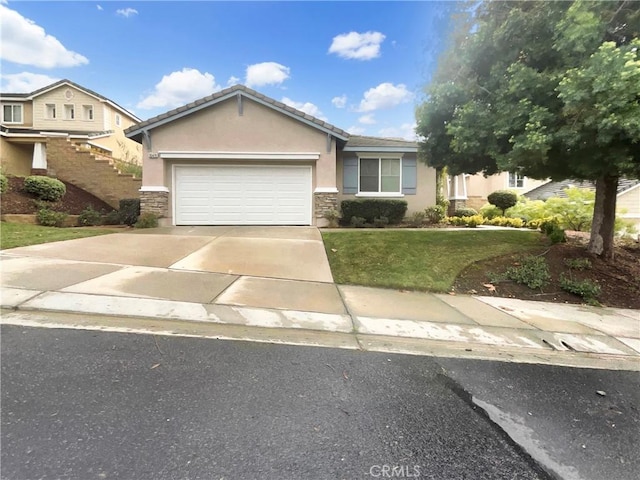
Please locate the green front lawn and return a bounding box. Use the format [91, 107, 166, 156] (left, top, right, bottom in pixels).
[0, 222, 121, 250]
[322, 230, 544, 292]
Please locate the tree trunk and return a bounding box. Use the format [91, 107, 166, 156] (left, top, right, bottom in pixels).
[588, 175, 618, 261]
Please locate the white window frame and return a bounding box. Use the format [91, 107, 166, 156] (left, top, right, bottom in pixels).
[83, 105, 94, 121]
[508, 171, 525, 189]
[356, 156, 404, 197]
[115, 113, 122, 127]
[2, 104, 23, 124]
[64, 104, 75, 120]
[46, 104, 56, 120]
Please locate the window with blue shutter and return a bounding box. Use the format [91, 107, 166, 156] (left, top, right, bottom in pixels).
[343, 157, 358, 194]
[402, 157, 417, 195]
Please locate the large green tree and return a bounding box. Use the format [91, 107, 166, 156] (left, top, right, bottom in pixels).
[417, 0, 640, 259]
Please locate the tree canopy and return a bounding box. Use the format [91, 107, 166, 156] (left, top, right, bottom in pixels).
[417, 0, 640, 259]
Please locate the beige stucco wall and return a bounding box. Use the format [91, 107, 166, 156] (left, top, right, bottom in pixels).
[0, 138, 32, 176]
[142, 96, 337, 189]
[464, 173, 548, 210]
[336, 152, 436, 216]
[33, 85, 106, 131]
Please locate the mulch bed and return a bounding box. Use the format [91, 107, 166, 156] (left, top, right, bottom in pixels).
[1, 176, 115, 215]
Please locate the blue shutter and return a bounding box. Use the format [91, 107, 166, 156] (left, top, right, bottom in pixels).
[343, 157, 358, 194]
[402, 157, 417, 195]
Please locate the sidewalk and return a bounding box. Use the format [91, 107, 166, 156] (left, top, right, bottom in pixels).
[1, 252, 639, 371]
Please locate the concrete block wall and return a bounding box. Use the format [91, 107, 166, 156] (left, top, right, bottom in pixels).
[45, 137, 141, 209]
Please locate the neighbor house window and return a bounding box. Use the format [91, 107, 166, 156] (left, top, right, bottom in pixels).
[508, 171, 524, 188]
[64, 104, 75, 120]
[2, 104, 23, 123]
[115, 113, 121, 127]
[359, 157, 401, 193]
[46, 104, 56, 119]
[83, 105, 94, 120]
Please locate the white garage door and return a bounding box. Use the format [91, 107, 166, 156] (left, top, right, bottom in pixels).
[174, 165, 312, 225]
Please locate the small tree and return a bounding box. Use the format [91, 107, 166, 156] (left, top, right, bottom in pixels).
[488, 190, 518, 215]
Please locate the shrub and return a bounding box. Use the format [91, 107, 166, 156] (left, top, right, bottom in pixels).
[505, 255, 551, 290]
[373, 216, 389, 228]
[77, 205, 102, 226]
[24, 175, 66, 201]
[119, 198, 140, 226]
[323, 209, 341, 228]
[350, 216, 367, 228]
[479, 204, 502, 220]
[407, 211, 426, 227]
[36, 208, 68, 227]
[102, 210, 122, 225]
[0, 174, 7, 194]
[506, 197, 546, 222]
[451, 207, 478, 218]
[135, 212, 159, 229]
[424, 205, 446, 224]
[488, 190, 518, 215]
[559, 273, 601, 305]
[488, 216, 525, 228]
[543, 187, 594, 231]
[463, 214, 485, 228]
[341, 199, 407, 225]
[564, 258, 592, 270]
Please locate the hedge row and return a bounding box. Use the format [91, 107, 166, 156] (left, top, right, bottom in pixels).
[340, 199, 408, 225]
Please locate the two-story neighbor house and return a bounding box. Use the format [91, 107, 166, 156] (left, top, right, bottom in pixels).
[0, 79, 142, 177]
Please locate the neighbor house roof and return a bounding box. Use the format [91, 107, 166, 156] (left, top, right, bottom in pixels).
[0, 79, 140, 123]
[343, 135, 418, 153]
[525, 178, 640, 200]
[125, 84, 350, 142]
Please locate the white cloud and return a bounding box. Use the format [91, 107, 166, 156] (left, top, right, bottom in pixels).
[137, 68, 220, 110]
[347, 125, 366, 136]
[116, 8, 138, 18]
[0, 4, 88, 68]
[328, 31, 385, 60]
[281, 97, 327, 121]
[357, 83, 413, 112]
[97, 5, 103, 11]
[245, 62, 290, 88]
[227, 75, 240, 87]
[358, 114, 376, 125]
[0, 72, 59, 92]
[331, 94, 347, 108]
[378, 123, 417, 141]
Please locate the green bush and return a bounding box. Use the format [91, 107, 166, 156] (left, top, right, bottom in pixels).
[559, 273, 601, 305]
[424, 205, 446, 224]
[543, 187, 594, 231]
[488, 190, 518, 215]
[506, 197, 546, 222]
[451, 207, 478, 217]
[36, 208, 68, 227]
[350, 216, 367, 228]
[564, 258, 592, 270]
[479, 204, 502, 219]
[341, 199, 407, 225]
[487, 216, 525, 228]
[102, 210, 122, 225]
[323, 209, 341, 228]
[505, 255, 551, 290]
[0, 174, 7, 194]
[373, 216, 389, 228]
[24, 176, 66, 201]
[119, 198, 141, 226]
[77, 205, 102, 226]
[463, 214, 485, 228]
[134, 212, 159, 229]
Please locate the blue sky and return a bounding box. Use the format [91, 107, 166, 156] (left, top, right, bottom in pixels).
[1, 1, 458, 139]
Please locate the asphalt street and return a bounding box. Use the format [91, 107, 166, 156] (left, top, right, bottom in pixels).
[2, 324, 637, 480]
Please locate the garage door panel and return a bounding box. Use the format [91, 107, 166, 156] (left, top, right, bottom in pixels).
[175, 165, 311, 225]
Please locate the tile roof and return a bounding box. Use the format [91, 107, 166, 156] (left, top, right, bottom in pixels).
[125, 84, 349, 140]
[524, 178, 640, 200]
[0, 79, 140, 122]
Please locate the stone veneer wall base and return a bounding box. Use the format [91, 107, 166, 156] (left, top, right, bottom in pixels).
[140, 190, 169, 218]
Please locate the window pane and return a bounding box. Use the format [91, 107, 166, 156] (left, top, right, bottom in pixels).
[14, 107, 22, 123]
[381, 158, 400, 175]
[381, 176, 400, 192]
[360, 158, 379, 192]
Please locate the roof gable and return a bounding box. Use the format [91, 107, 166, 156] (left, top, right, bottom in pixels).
[0, 79, 140, 123]
[125, 84, 349, 142]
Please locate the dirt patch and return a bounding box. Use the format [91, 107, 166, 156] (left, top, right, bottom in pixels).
[1, 176, 115, 215]
[454, 236, 640, 309]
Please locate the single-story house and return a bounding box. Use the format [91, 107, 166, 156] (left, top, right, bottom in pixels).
[125, 84, 435, 226]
